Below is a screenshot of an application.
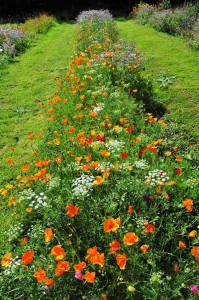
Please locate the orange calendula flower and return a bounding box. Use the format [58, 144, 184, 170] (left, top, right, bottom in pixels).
[101, 150, 111, 157]
[83, 271, 96, 283]
[192, 246, 199, 260]
[174, 265, 179, 272]
[66, 204, 80, 217]
[20, 237, 29, 246]
[44, 228, 54, 243]
[21, 164, 30, 172]
[74, 261, 86, 272]
[34, 267, 46, 283]
[109, 240, 120, 253]
[116, 253, 127, 270]
[55, 156, 62, 164]
[8, 197, 17, 206]
[1, 252, 12, 267]
[45, 278, 54, 286]
[50, 245, 66, 261]
[140, 245, 149, 253]
[56, 261, 70, 272]
[6, 157, 14, 164]
[127, 205, 133, 214]
[85, 246, 98, 263]
[92, 176, 104, 186]
[189, 230, 197, 238]
[165, 151, 171, 157]
[144, 222, 156, 234]
[21, 250, 34, 264]
[102, 294, 107, 300]
[182, 198, 193, 212]
[123, 232, 139, 245]
[90, 252, 104, 267]
[26, 207, 32, 213]
[104, 217, 121, 232]
[178, 241, 186, 248]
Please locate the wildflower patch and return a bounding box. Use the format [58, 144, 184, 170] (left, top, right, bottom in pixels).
[0, 9, 198, 299]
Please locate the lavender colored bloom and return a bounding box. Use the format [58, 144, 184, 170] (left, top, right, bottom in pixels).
[190, 285, 198, 294]
[76, 10, 113, 22]
[75, 271, 83, 280]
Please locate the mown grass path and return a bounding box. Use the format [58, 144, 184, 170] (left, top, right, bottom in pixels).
[0, 22, 75, 184]
[118, 20, 199, 147]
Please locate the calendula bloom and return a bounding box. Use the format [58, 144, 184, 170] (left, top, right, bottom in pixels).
[50, 245, 66, 261]
[55, 156, 62, 164]
[104, 217, 121, 232]
[191, 246, 199, 260]
[56, 261, 70, 272]
[144, 222, 156, 234]
[74, 261, 86, 272]
[8, 197, 17, 206]
[178, 241, 186, 248]
[109, 240, 120, 253]
[182, 198, 194, 212]
[102, 294, 107, 300]
[1, 252, 12, 267]
[174, 265, 179, 272]
[26, 207, 32, 213]
[90, 252, 104, 267]
[45, 278, 54, 286]
[21, 251, 34, 264]
[86, 246, 98, 257]
[123, 232, 139, 245]
[101, 150, 111, 157]
[20, 237, 29, 246]
[127, 205, 133, 214]
[44, 228, 54, 242]
[21, 164, 30, 172]
[6, 157, 14, 164]
[34, 267, 46, 283]
[66, 204, 80, 217]
[83, 271, 96, 283]
[116, 253, 127, 270]
[165, 151, 171, 157]
[189, 230, 197, 238]
[140, 245, 149, 253]
[92, 176, 104, 186]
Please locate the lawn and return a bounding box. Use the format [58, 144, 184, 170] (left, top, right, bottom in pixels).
[118, 20, 199, 152]
[0, 21, 76, 185]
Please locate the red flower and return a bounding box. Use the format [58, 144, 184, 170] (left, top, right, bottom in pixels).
[121, 152, 127, 159]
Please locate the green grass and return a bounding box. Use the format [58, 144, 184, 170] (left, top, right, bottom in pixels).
[0, 22, 76, 186]
[117, 20, 199, 149]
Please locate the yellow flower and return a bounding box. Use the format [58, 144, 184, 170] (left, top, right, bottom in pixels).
[189, 230, 197, 238]
[128, 286, 136, 292]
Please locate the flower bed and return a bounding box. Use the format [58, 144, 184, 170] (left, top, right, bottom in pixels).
[0, 9, 198, 299]
[0, 14, 54, 70]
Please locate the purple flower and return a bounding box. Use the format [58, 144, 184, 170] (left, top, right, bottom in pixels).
[190, 285, 198, 294]
[75, 271, 83, 280]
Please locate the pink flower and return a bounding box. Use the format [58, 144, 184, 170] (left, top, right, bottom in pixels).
[75, 271, 83, 281]
[190, 285, 198, 294]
